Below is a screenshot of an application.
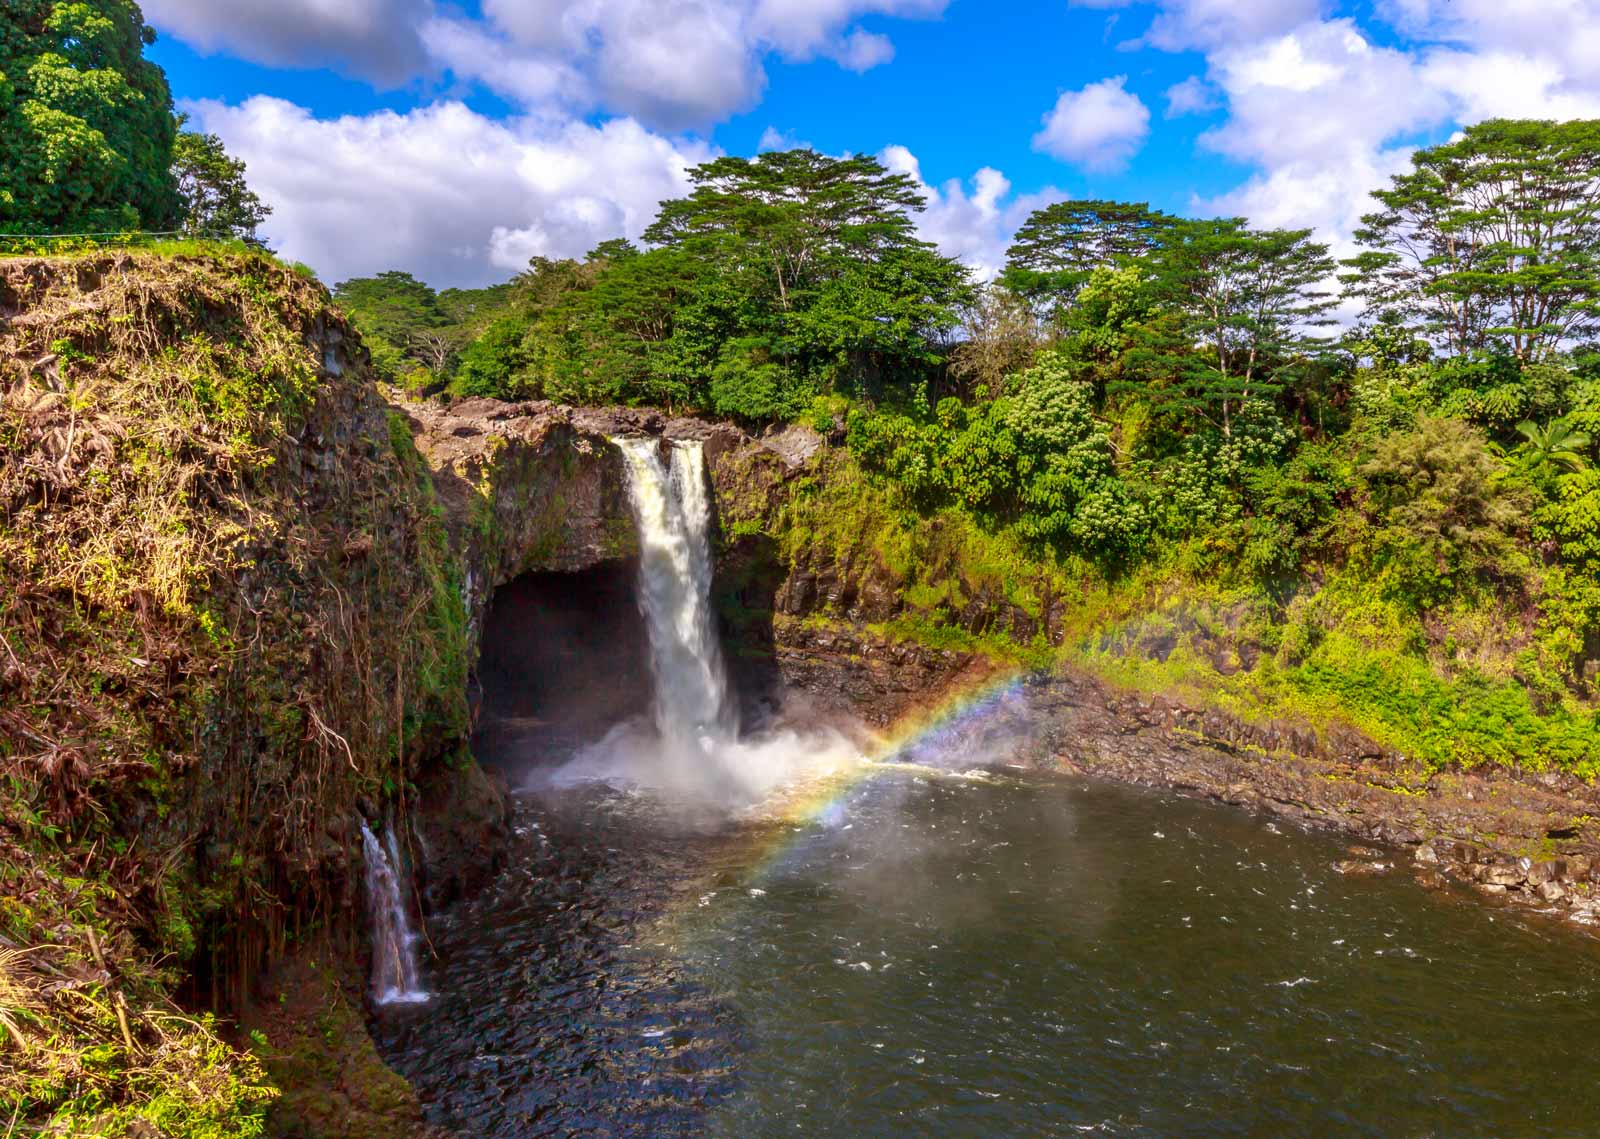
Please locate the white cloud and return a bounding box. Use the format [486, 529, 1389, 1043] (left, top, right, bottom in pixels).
[1070, 0, 1600, 266]
[833, 29, 897, 71]
[1032, 76, 1151, 172]
[471, 0, 946, 128]
[1164, 75, 1218, 116]
[1141, 0, 1326, 49]
[149, 0, 947, 130]
[1200, 21, 1446, 170]
[1379, 0, 1600, 88]
[1421, 51, 1600, 122]
[1066, 0, 1326, 49]
[880, 146, 1066, 280]
[185, 97, 711, 288]
[141, 0, 432, 84]
[757, 126, 812, 151]
[1190, 20, 1447, 256]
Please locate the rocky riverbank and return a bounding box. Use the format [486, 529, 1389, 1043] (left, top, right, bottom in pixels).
[1018, 668, 1600, 929]
[397, 390, 1600, 939]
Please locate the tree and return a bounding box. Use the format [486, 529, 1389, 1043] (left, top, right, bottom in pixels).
[0, 0, 179, 233]
[453, 317, 531, 397]
[333, 272, 452, 380]
[1346, 118, 1600, 362]
[1361, 414, 1532, 595]
[171, 116, 270, 240]
[1000, 200, 1176, 314]
[639, 149, 972, 397]
[1125, 219, 1337, 438]
[644, 149, 933, 308]
[949, 283, 1044, 400]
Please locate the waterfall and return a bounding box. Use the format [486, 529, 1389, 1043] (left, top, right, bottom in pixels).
[552, 435, 855, 803]
[360, 819, 429, 1006]
[614, 437, 737, 753]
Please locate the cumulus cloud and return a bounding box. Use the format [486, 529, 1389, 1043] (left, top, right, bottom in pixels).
[880, 146, 1066, 280]
[1032, 76, 1151, 172]
[1190, 20, 1446, 255]
[1066, 0, 1326, 49]
[151, 0, 949, 131]
[185, 97, 711, 288]
[141, 0, 433, 84]
[1164, 75, 1219, 116]
[457, 0, 947, 129]
[1100, 0, 1600, 262]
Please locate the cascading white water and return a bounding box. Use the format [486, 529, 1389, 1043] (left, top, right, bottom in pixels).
[615, 437, 737, 752]
[551, 435, 858, 804]
[360, 819, 429, 1005]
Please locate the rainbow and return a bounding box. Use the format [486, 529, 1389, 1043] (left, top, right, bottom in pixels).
[728, 669, 1031, 885]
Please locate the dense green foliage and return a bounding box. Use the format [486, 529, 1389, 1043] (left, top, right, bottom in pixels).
[0, 3, 267, 241]
[339, 150, 972, 416]
[342, 119, 1600, 772]
[0, 0, 179, 232]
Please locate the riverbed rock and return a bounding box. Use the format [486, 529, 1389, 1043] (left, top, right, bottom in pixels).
[1481, 864, 1526, 889]
[1537, 880, 1570, 903]
[1335, 860, 1392, 877]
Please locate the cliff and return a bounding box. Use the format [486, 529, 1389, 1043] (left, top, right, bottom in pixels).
[0, 253, 482, 1135]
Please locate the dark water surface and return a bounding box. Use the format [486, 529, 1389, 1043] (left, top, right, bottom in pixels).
[375, 769, 1600, 1137]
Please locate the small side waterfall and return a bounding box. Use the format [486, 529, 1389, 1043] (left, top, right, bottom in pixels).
[360, 819, 429, 1005]
[614, 437, 737, 753]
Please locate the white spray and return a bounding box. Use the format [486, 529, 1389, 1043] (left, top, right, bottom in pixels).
[360, 819, 429, 1005]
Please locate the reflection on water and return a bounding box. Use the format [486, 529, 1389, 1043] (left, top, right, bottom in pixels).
[376, 769, 1600, 1137]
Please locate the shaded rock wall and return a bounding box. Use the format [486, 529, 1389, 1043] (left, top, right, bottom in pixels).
[402, 399, 992, 739]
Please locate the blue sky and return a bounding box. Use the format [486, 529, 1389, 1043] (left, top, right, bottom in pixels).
[138, 0, 1600, 288]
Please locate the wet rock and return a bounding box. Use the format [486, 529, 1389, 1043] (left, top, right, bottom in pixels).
[1476, 882, 1509, 896]
[412, 758, 512, 912]
[1335, 860, 1392, 877]
[1414, 870, 1448, 891]
[1537, 880, 1570, 903]
[1346, 845, 1384, 859]
[1480, 864, 1526, 889]
[1414, 843, 1441, 865]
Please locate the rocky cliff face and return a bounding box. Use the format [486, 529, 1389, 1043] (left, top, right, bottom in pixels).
[0, 253, 491, 1135]
[398, 400, 990, 734]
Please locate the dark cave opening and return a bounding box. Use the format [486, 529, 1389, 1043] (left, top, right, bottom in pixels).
[471, 561, 653, 773]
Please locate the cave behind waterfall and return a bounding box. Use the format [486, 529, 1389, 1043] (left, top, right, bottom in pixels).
[471, 561, 652, 777]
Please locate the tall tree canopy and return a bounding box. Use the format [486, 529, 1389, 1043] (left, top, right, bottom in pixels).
[0, 0, 179, 233]
[1347, 118, 1600, 362]
[1000, 200, 1177, 313]
[333, 272, 454, 380]
[1127, 219, 1337, 437]
[618, 149, 972, 415]
[171, 115, 270, 240]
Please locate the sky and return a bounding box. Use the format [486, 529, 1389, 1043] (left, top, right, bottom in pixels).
[141, 0, 1600, 290]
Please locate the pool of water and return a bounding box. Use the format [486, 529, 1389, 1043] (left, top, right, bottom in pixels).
[375, 766, 1600, 1137]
